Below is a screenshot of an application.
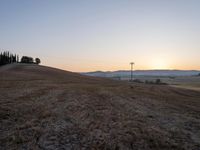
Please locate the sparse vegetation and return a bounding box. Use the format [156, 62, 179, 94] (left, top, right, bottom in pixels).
[145, 79, 166, 85]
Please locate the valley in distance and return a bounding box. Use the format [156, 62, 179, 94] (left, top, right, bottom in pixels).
[0, 54, 200, 150]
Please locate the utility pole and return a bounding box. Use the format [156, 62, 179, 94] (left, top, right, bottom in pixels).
[130, 62, 134, 81]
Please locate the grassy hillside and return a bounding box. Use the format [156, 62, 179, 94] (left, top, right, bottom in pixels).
[1, 64, 200, 150]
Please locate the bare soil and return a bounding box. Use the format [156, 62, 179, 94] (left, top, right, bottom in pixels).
[0, 64, 200, 150]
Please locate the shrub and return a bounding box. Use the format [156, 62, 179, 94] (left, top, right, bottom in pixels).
[155, 79, 161, 84]
[133, 79, 143, 83]
[145, 80, 154, 84]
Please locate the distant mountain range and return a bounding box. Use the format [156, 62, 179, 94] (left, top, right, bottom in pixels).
[82, 70, 200, 78]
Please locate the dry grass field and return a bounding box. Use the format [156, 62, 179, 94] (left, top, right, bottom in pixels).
[168, 76, 200, 92]
[126, 76, 200, 92]
[0, 64, 200, 150]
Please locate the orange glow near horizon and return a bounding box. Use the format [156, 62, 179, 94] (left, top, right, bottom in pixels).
[45, 60, 200, 72]
[42, 48, 200, 72]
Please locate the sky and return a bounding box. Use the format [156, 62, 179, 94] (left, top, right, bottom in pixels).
[0, 0, 200, 72]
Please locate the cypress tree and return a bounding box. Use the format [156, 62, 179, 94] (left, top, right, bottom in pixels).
[0, 51, 21, 66]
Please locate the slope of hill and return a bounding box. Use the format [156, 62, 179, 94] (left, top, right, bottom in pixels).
[1, 64, 200, 150]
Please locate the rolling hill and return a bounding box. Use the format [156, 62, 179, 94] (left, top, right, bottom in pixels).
[83, 70, 200, 78]
[1, 64, 200, 150]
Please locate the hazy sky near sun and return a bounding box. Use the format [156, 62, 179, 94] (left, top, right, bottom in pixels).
[0, 0, 200, 71]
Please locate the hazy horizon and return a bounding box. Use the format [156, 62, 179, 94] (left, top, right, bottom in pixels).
[83, 69, 200, 73]
[1, 0, 200, 72]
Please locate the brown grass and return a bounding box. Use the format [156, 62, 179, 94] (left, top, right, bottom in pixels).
[0, 64, 200, 150]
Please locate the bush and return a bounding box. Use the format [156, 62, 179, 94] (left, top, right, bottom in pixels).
[133, 79, 143, 83]
[145, 79, 164, 85]
[145, 80, 154, 84]
[155, 79, 161, 84]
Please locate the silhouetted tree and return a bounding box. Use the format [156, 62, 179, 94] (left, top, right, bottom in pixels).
[0, 51, 19, 66]
[21, 56, 34, 63]
[0, 51, 42, 66]
[35, 58, 41, 64]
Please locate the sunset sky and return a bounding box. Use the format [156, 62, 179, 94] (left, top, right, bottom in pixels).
[0, 0, 200, 72]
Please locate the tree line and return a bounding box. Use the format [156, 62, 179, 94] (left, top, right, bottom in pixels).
[0, 51, 41, 66]
[0, 51, 19, 66]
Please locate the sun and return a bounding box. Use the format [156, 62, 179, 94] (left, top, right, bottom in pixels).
[151, 58, 170, 70]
